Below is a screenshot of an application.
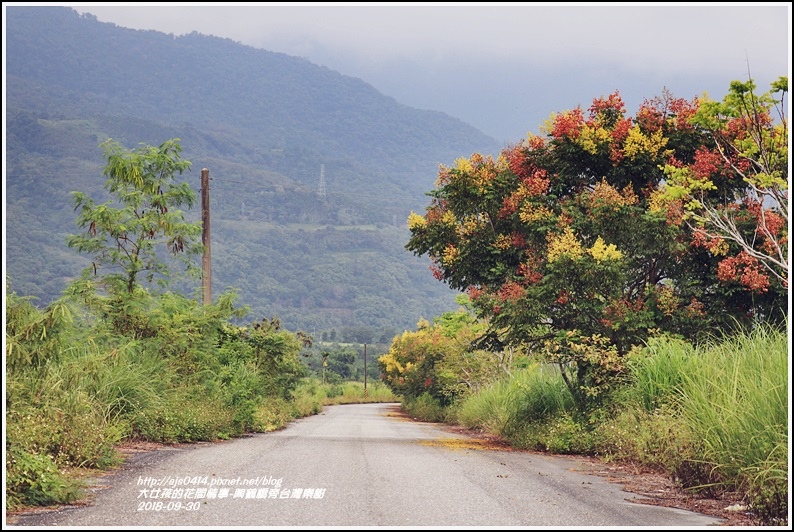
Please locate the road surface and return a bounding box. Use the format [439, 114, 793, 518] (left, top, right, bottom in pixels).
[10, 403, 722, 527]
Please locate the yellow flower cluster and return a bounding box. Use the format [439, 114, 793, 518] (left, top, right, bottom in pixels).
[379, 352, 404, 374]
[622, 125, 670, 159]
[440, 210, 457, 225]
[495, 152, 510, 172]
[588, 237, 623, 262]
[647, 189, 671, 215]
[441, 244, 460, 265]
[493, 234, 513, 250]
[519, 203, 554, 224]
[577, 124, 612, 155]
[407, 212, 427, 230]
[655, 285, 679, 317]
[446, 154, 499, 194]
[456, 216, 482, 237]
[588, 180, 623, 209]
[547, 227, 584, 262]
[454, 156, 474, 173]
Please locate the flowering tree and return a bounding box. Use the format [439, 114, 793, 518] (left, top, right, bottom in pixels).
[406, 87, 787, 408]
[663, 76, 788, 290]
[379, 298, 505, 403]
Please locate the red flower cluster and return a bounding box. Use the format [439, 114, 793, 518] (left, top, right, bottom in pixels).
[691, 229, 726, 254]
[691, 147, 723, 180]
[466, 285, 483, 300]
[550, 108, 585, 140]
[612, 118, 633, 142]
[667, 96, 698, 131]
[685, 298, 706, 317]
[716, 251, 770, 293]
[601, 297, 646, 328]
[499, 193, 521, 219]
[505, 144, 531, 180]
[556, 290, 570, 305]
[511, 231, 526, 249]
[526, 135, 545, 150]
[516, 265, 542, 285]
[522, 169, 550, 196]
[635, 91, 697, 133]
[748, 202, 786, 237]
[635, 103, 664, 133]
[498, 281, 525, 302]
[589, 91, 626, 119]
[516, 255, 543, 285]
[430, 263, 445, 281]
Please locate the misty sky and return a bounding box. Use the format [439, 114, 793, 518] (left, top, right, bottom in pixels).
[14, 2, 794, 144]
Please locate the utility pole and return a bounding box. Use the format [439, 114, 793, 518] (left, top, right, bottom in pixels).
[201, 168, 212, 306]
[364, 343, 368, 398]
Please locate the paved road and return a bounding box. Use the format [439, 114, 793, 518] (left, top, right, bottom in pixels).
[11, 403, 722, 527]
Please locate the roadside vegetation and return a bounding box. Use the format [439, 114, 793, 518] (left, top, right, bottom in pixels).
[394, 321, 787, 525]
[5, 283, 398, 512]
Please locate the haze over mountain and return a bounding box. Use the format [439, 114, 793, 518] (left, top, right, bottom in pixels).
[4, 6, 503, 339]
[71, 4, 790, 145]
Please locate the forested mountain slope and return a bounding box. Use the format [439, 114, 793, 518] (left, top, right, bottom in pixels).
[5, 6, 503, 337]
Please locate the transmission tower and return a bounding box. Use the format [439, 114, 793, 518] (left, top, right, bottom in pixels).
[317, 164, 327, 203]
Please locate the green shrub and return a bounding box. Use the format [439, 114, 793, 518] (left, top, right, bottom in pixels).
[5, 447, 84, 510]
[252, 396, 297, 432]
[590, 406, 697, 474]
[542, 413, 593, 454]
[403, 393, 447, 422]
[131, 397, 234, 442]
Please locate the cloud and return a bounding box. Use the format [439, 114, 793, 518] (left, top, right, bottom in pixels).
[75, 3, 789, 79]
[67, 2, 791, 142]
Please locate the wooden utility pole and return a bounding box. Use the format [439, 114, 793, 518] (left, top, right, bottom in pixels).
[201, 168, 212, 306]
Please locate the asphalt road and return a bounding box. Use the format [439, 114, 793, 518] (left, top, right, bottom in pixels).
[10, 402, 723, 527]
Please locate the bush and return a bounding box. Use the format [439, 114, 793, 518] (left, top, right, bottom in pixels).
[403, 393, 448, 422]
[5, 447, 84, 510]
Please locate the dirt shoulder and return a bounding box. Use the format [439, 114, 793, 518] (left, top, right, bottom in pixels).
[439, 422, 758, 527]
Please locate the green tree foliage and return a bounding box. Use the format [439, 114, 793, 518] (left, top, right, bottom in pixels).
[5, 278, 314, 507]
[66, 138, 203, 295]
[5, 286, 73, 371]
[325, 348, 357, 380]
[215, 317, 309, 400]
[406, 86, 788, 408]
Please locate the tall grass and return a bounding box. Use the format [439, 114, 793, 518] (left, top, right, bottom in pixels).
[453, 364, 573, 442]
[676, 325, 788, 523]
[432, 326, 788, 524]
[623, 335, 694, 412]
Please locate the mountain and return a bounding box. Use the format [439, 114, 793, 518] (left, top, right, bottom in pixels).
[4, 6, 503, 339]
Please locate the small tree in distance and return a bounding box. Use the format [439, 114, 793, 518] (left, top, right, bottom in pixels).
[67, 138, 203, 296]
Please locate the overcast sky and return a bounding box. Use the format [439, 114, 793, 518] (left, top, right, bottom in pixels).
[23, 2, 794, 143]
